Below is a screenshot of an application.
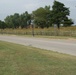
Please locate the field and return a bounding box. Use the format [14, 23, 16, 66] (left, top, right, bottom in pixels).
[0, 27, 76, 37]
[0, 41, 76, 75]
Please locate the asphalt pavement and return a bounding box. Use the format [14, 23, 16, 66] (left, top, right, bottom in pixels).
[0, 35, 76, 56]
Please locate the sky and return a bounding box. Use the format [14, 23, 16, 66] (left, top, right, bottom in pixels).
[0, 0, 76, 24]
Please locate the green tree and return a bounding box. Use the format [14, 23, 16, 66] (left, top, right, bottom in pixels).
[4, 15, 14, 28]
[63, 19, 74, 27]
[20, 11, 31, 28]
[33, 6, 51, 28]
[4, 14, 20, 29]
[0, 20, 7, 29]
[51, 0, 72, 29]
[13, 13, 20, 28]
[5, 11, 31, 29]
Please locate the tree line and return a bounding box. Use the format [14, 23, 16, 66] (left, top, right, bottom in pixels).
[0, 1, 74, 29]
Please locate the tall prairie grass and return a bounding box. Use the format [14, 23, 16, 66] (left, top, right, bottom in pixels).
[0, 26, 76, 37]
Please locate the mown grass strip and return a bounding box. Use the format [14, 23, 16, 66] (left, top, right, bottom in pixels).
[0, 41, 76, 75]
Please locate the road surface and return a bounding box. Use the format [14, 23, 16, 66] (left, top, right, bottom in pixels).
[0, 35, 76, 56]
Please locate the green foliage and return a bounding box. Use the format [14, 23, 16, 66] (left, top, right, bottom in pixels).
[4, 14, 20, 28]
[0, 20, 7, 29]
[51, 0, 72, 29]
[13, 13, 20, 28]
[63, 19, 74, 27]
[4, 11, 31, 29]
[20, 11, 31, 28]
[33, 6, 52, 28]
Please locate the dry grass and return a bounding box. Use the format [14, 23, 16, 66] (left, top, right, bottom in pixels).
[0, 26, 76, 37]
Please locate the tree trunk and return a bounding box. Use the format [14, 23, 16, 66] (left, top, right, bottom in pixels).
[57, 23, 60, 29]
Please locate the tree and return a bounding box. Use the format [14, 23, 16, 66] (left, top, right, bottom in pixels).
[51, 0, 71, 29]
[13, 13, 20, 28]
[20, 11, 31, 28]
[0, 20, 7, 29]
[5, 15, 13, 28]
[4, 11, 31, 29]
[33, 6, 51, 28]
[63, 19, 74, 27]
[4, 14, 20, 29]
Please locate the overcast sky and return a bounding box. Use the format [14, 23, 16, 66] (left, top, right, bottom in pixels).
[0, 0, 76, 24]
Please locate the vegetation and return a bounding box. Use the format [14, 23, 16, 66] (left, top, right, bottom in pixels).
[33, 6, 51, 28]
[0, 41, 76, 75]
[0, 20, 7, 29]
[0, 1, 74, 29]
[0, 26, 76, 37]
[51, 1, 74, 29]
[4, 11, 31, 29]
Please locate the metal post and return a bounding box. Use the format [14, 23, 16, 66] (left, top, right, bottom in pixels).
[32, 24, 34, 37]
[31, 20, 34, 37]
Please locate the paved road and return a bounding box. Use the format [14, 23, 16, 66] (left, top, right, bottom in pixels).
[0, 35, 76, 56]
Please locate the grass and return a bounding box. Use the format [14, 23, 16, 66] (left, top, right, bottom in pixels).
[0, 27, 76, 37]
[0, 41, 76, 75]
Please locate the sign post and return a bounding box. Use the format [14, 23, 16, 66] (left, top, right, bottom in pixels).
[31, 20, 34, 37]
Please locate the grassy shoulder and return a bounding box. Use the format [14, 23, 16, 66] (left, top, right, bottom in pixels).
[0, 41, 76, 75]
